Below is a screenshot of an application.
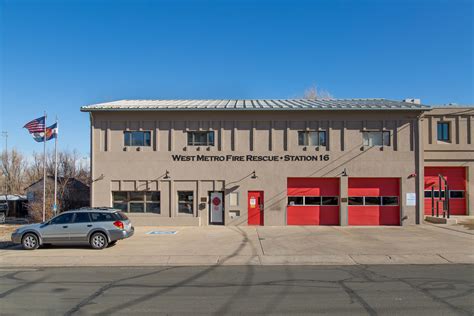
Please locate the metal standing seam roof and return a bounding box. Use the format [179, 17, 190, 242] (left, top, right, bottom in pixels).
[80, 99, 430, 111]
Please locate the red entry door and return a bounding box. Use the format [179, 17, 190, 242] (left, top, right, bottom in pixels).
[248, 191, 264, 225]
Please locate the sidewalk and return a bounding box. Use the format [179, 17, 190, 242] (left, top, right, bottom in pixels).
[0, 225, 473, 267]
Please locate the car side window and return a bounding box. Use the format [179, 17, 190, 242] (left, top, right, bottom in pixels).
[50, 213, 74, 225]
[73, 212, 91, 223]
[90, 212, 115, 222]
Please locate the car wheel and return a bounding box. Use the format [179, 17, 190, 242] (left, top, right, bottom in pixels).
[90, 232, 108, 249]
[22, 233, 39, 250]
[0, 213, 5, 224]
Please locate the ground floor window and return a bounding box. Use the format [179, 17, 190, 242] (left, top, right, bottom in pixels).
[112, 191, 161, 213]
[178, 191, 194, 214]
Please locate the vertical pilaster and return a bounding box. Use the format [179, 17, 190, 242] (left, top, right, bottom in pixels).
[341, 120, 345, 151]
[415, 116, 425, 224]
[251, 120, 255, 151]
[339, 176, 348, 226]
[233, 121, 237, 151]
[269, 120, 273, 151]
[154, 121, 158, 151]
[455, 116, 460, 144]
[169, 121, 174, 151]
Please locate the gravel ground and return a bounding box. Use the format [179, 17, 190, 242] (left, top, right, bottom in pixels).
[0, 224, 20, 242]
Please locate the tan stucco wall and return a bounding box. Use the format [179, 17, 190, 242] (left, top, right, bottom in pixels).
[89, 110, 425, 226]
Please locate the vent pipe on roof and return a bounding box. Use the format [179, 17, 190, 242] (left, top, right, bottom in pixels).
[403, 98, 421, 104]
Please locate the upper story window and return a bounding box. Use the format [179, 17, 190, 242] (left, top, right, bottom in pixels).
[187, 131, 214, 146]
[437, 122, 450, 142]
[363, 131, 390, 146]
[298, 131, 326, 146]
[124, 131, 151, 146]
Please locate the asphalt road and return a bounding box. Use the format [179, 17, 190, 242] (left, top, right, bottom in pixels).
[0, 265, 473, 315]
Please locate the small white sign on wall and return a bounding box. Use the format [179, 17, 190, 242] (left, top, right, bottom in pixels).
[406, 193, 416, 206]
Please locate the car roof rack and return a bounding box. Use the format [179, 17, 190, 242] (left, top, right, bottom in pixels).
[64, 207, 117, 212]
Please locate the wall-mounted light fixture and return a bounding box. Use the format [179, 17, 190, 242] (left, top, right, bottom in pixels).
[163, 170, 170, 179]
[251, 171, 257, 179]
[341, 168, 348, 177]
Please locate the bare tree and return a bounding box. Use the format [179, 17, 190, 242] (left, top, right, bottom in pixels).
[25, 151, 45, 185]
[0, 149, 28, 194]
[303, 84, 333, 100]
[25, 149, 90, 221]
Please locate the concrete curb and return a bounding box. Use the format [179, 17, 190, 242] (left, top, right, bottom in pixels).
[1, 253, 473, 267]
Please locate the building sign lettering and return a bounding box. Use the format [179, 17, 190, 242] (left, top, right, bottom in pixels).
[171, 154, 330, 162]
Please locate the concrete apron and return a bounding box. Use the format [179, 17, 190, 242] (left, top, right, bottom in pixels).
[0, 225, 473, 267]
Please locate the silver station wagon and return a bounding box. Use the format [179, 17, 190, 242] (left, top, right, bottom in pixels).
[11, 208, 134, 250]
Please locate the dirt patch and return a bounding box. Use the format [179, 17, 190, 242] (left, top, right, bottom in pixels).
[0, 225, 21, 242]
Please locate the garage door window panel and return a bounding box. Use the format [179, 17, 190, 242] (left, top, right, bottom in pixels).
[449, 190, 464, 199]
[348, 197, 364, 205]
[305, 196, 321, 205]
[288, 196, 304, 206]
[382, 197, 399, 206]
[321, 197, 338, 206]
[364, 197, 382, 206]
[424, 190, 442, 198]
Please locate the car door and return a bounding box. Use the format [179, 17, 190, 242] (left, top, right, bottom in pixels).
[40, 212, 74, 243]
[68, 212, 92, 242]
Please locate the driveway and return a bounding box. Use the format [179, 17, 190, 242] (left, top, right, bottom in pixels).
[0, 225, 472, 267]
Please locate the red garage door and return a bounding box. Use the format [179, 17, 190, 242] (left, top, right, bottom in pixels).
[348, 178, 400, 226]
[287, 178, 339, 225]
[424, 167, 466, 215]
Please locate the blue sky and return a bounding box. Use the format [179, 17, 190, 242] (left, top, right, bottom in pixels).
[1, 0, 473, 156]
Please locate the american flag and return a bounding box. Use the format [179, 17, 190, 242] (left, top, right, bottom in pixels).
[23, 116, 46, 133]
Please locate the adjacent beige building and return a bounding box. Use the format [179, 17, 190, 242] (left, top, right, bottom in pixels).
[81, 99, 473, 226]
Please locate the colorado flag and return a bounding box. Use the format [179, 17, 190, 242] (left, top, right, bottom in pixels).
[32, 123, 58, 142]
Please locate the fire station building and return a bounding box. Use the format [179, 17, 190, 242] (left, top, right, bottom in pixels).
[81, 99, 473, 226]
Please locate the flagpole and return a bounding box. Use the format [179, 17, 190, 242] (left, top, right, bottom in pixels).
[42, 112, 47, 222]
[53, 117, 58, 216]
